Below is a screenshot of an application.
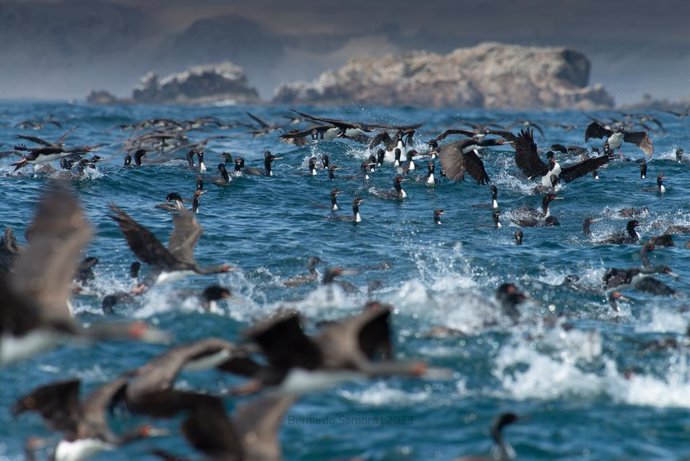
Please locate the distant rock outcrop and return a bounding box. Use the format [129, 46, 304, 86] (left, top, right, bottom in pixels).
[87, 62, 260, 105]
[619, 94, 690, 112]
[273, 43, 614, 109]
[131, 62, 260, 104]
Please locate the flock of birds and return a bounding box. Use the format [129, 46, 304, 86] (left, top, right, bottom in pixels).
[1, 106, 689, 461]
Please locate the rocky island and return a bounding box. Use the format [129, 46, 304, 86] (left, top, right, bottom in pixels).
[87, 62, 259, 105]
[272, 43, 614, 109]
[87, 44, 617, 109]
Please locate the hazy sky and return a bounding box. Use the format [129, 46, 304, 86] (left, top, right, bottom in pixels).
[1, 0, 688, 104]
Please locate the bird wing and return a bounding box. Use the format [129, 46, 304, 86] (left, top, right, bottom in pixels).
[560, 155, 611, 182]
[356, 306, 394, 360]
[109, 205, 180, 268]
[433, 129, 474, 142]
[584, 121, 612, 141]
[438, 142, 466, 181]
[463, 151, 491, 184]
[12, 379, 81, 438]
[290, 109, 375, 131]
[623, 131, 654, 157]
[79, 377, 129, 440]
[16, 134, 53, 147]
[11, 185, 92, 322]
[182, 397, 243, 460]
[56, 125, 79, 146]
[234, 395, 296, 461]
[486, 129, 517, 142]
[129, 339, 236, 397]
[529, 122, 546, 138]
[246, 112, 270, 128]
[368, 131, 393, 149]
[513, 129, 548, 178]
[342, 128, 370, 144]
[243, 311, 323, 371]
[167, 209, 202, 265]
[316, 309, 393, 369]
[0, 273, 49, 336]
[279, 130, 308, 147]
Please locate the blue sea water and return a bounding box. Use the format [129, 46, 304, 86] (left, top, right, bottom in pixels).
[0, 102, 689, 460]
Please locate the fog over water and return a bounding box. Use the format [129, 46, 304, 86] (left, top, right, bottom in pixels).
[1, 0, 688, 104]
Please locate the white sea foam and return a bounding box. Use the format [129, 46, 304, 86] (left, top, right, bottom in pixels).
[338, 381, 431, 407]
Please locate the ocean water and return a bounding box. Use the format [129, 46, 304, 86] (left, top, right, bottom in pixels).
[0, 102, 689, 460]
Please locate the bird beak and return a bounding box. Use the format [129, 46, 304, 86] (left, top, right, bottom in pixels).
[668, 271, 680, 278]
[340, 268, 360, 276]
[552, 197, 564, 200]
[590, 218, 603, 223]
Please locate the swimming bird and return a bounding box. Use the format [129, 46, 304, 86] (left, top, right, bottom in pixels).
[454, 413, 520, 461]
[154, 193, 185, 212]
[283, 257, 322, 287]
[200, 285, 232, 311]
[663, 224, 690, 235]
[417, 161, 438, 185]
[330, 197, 364, 224]
[582, 217, 602, 238]
[109, 205, 233, 285]
[640, 161, 647, 179]
[195, 150, 207, 172]
[676, 148, 684, 162]
[514, 230, 523, 245]
[328, 164, 338, 180]
[584, 120, 654, 157]
[496, 284, 527, 323]
[14, 378, 167, 461]
[473, 185, 499, 209]
[510, 194, 562, 227]
[213, 163, 232, 186]
[633, 277, 678, 296]
[493, 210, 502, 229]
[371, 176, 407, 200]
[434, 209, 444, 225]
[656, 173, 666, 193]
[617, 206, 648, 218]
[398, 149, 418, 174]
[1, 185, 169, 366]
[598, 220, 640, 245]
[329, 188, 341, 211]
[243, 151, 280, 176]
[307, 156, 318, 176]
[603, 264, 677, 291]
[132, 149, 146, 166]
